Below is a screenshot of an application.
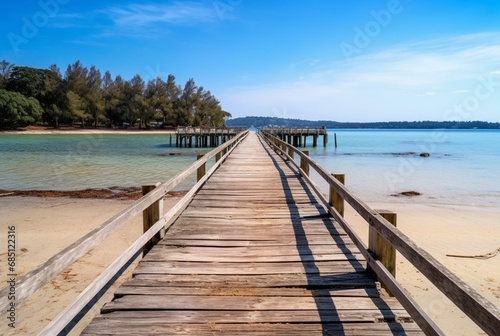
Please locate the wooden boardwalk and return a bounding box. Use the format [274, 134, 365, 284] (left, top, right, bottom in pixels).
[83, 133, 423, 335]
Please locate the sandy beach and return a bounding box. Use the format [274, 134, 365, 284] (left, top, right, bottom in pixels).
[0, 195, 498, 335]
[0, 127, 176, 135]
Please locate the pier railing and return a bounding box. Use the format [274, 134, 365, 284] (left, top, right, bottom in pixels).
[259, 129, 500, 336]
[259, 126, 328, 147]
[0, 130, 249, 335]
[176, 126, 247, 147]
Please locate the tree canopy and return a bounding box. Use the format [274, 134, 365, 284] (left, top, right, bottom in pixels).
[0, 59, 231, 129]
[0, 89, 43, 128]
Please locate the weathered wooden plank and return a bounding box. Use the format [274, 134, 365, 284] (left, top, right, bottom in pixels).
[133, 260, 366, 275]
[101, 294, 405, 313]
[142, 251, 363, 262]
[144, 244, 360, 256]
[171, 216, 346, 227]
[143, 246, 363, 262]
[126, 273, 379, 288]
[158, 237, 353, 247]
[83, 320, 424, 336]
[114, 286, 381, 298]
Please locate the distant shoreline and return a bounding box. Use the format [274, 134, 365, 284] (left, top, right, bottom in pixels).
[227, 116, 500, 129]
[0, 127, 176, 135]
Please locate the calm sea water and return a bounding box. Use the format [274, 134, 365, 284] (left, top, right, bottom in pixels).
[308, 129, 500, 207]
[0, 130, 499, 207]
[0, 133, 202, 192]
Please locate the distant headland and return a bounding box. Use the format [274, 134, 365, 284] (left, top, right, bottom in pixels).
[226, 116, 500, 129]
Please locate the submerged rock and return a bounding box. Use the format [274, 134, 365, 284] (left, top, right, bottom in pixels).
[393, 152, 416, 156]
[419, 152, 430, 157]
[391, 191, 422, 197]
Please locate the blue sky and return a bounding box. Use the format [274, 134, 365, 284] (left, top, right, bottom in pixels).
[1, 0, 500, 122]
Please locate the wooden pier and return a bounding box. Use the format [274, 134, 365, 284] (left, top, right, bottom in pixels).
[4, 131, 499, 335]
[176, 126, 246, 148]
[82, 132, 423, 335]
[260, 127, 328, 147]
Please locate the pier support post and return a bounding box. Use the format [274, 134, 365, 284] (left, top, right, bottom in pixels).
[329, 174, 345, 217]
[369, 210, 397, 296]
[281, 143, 288, 158]
[142, 184, 163, 256]
[300, 150, 310, 176]
[197, 154, 206, 181]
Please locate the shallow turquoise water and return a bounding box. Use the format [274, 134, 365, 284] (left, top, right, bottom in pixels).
[0, 130, 499, 207]
[307, 129, 500, 207]
[0, 134, 201, 191]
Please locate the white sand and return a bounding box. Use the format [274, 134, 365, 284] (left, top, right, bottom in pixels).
[0, 196, 179, 335]
[1, 129, 175, 135]
[345, 202, 500, 335]
[0, 197, 498, 335]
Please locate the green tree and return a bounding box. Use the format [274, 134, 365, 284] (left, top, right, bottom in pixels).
[86, 65, 104, 127]
[145, 75, 181, 127]
[65, 61, 91, 125]
[42, 65, 72, 128]
[176, 78, 198, 126]
[129, 74, 153, 128]
[0, 60, 14, 89]
[6, 66, 50, 100]
[0, 89, 43, 128]
[164, 75, 181, 126]
[104, 74, 128, 126]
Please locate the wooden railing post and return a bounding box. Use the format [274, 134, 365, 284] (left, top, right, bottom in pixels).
[288, 146, 294, 160]
[329, 173, 345, 217]
[215, 152, 222, 162]
[300, 150, 310, 176]
[197, 154, 206, 181]
[369, 210, 397, 296]
[142, 184, 163, 256]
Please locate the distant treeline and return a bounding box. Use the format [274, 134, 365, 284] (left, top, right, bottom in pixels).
[227, 116, 500, 129]
[0, 60, 230, 129]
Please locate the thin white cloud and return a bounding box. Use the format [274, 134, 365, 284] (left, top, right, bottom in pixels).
[101, 2, 218, 28]
[418, 92, 436, 97]
[333, 32, 500, 87]
[222, 32, 500, 121]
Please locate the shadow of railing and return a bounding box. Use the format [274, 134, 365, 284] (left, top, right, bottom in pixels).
[260, 137, 401, 336]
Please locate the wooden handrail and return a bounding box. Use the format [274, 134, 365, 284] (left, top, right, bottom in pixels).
[38, 131, 249, 335]
[259, 129, 500, 336]
[0, 130, 249, 317]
